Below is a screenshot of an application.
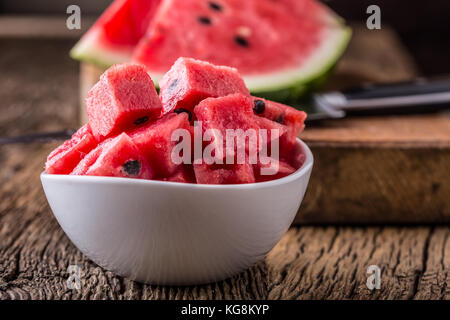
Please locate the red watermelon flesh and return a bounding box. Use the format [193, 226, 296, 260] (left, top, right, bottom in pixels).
[159, 57, 249, 114]
[281, 140, 306, 169]
[128, 112, 190, 178]
[252, 97, 306, 149]
[162, 165, 196, 183]
[45, 124, 97, 174]
[194, 94, 286, 161]
[194, 161, 255, 185]
[133, 0, 332, 76]
[82, 133, 153, 179]
[71, 0, 162, 65]
[86, 63, 162, 140]
[71, 143, 104, 175]
[270, 0, 337, 24]
[254, 157, 296, 182]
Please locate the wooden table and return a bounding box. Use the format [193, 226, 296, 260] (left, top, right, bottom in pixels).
[1, 30, 449, 300]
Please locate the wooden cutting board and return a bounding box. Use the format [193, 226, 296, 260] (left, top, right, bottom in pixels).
[78, 24, 450, 223]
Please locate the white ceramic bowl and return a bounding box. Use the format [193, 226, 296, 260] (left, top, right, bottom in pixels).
[41, 139, 313, 285]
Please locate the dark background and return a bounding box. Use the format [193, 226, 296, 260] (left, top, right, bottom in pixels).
[1, 0, 449, 76]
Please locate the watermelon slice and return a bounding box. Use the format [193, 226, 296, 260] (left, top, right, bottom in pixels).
[78, 133, 153, 179]
[159, 57, 249, 114]
[194, 93, 286, 161]
[132, 0, 351, 99]
[70, 0, 162, 67]
[45, 124, 97, 174]
[128, 113, 190, 178]
[86, 63, 162, 140]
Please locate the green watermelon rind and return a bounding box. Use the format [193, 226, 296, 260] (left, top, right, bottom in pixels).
[247, 25, 352, 103]
[70, 30, 132, 69]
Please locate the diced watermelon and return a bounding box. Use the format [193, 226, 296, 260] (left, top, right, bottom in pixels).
[128, 113, 190, 178]
[80, 133, 153, 179]
[252, 96, 307, 151]
[159, 57, 249, 114]
[193, 94, 286, 161]
[252, 97, 307, 130]
[71, 143, 104, 175]
[194, 162, 255, 185]
[254, 157, 296, 182]
[45, 124, 97, 174]
[86, 63, 162, 140]
[281, 141, 306, 170]
[162, 165, 196, 183]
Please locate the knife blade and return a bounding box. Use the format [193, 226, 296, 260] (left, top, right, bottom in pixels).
[305, 77, 450, 124]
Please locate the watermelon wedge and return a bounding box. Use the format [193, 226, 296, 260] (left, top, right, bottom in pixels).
[71, 0, 350, 102]
[133, 0, 351, 99]
[70, 0, 161, 67]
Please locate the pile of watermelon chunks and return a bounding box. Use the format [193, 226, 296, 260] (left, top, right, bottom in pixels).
[45, 58, 307, 184]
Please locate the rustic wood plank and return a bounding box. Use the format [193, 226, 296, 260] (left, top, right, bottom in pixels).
[302, 113, 450, 148]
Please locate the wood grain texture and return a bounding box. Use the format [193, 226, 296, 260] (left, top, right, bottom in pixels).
[1, 31, 449, 299]
[0, 149, 448, 300]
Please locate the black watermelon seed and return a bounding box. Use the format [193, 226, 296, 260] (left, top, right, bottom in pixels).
[174, 108, 192, 121]
[234, 35, 249, 47]
[134, 116, 149, 125]
[253, 99, 265, 114]
[276, 114, 284, 124]
[209, 1, 223, 11]
[122, 160, 141, 176]
[169, 79, 178, 90]
[197, 16, 212, 25]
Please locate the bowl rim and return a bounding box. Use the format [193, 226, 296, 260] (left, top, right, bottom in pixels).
[41, 139, 313, 190]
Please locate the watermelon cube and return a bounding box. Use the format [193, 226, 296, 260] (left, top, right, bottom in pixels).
[194, 94, 286, 161]
[86, 63, 162, 140]
[45, 124, 97, 174]
[252, 97, 306, 130]
[252, 97, 307, 157]
[77, 133, 153, 179]
[128, 113, 190, 178]
[159, 57, 250, 114]
[194, 162, 255, 185]
[162, 165, 196, 183]
[254, 157, 296, 182]
[281, 141, 306, 169]
[253, 96, 306, 136]
[70, 143, 104, 175]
